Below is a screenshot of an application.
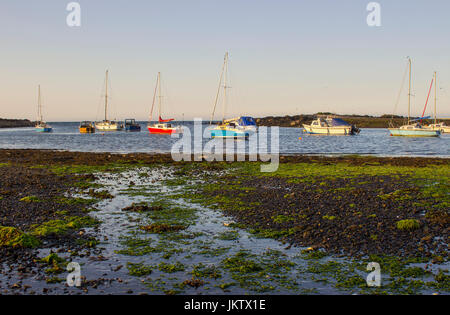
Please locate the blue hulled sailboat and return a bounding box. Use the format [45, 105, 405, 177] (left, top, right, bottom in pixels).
[35, 85, 52, 133]
[209, 53, 257, 139]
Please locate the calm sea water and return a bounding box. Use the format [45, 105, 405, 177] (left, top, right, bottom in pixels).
[0, 122, 449, 157]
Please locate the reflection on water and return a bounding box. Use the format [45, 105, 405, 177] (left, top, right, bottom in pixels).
[0, 122, 448, 157]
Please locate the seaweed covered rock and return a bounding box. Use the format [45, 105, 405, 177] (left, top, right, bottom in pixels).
[396, 219, 420, 231]
[0, 226, 40, 248]
[31, 216, 99, 237]
[40, 253, 68, 274]
[122, 202, 163, 212]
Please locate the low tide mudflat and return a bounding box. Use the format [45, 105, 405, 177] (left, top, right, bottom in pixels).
[0, 150, 448, 295]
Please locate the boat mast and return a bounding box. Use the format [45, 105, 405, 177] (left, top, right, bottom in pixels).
[37, 85, 42, 123]
[210, 52, 228, 125]
[149, 73, 159, 123]
[105, 70, 109, 121]
[407, 58, 411, 125]
[158, 72, 162, 120]
[434, 71, 437, 125]
[222, 52, 229, 122]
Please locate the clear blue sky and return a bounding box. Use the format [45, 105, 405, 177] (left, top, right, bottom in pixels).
[1, 0, 450, 121]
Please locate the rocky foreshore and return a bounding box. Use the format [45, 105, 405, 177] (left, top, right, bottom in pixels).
[0, 149, 448, 295]
[256, 114, 450, 128]
[0, 118, 35, 129]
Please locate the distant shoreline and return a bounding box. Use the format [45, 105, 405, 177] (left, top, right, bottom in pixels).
[0, 118, 35, 129]
[2, 115, 450, 129]
[256, 114, 450, 128]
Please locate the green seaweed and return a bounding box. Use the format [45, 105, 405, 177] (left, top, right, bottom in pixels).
[127, 262, 153, 276]
[396, 219, 420, 231]
[0, 226, 40, 248]
[158, 262, 185, 273]
[31, 216, 99, 237]
[20, 196, 42, 203]
[40, 253, 68, 274]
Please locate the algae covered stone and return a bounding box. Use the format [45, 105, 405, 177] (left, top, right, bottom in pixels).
[0, 226, 40, 248]
[40, 253, 68, 274]
[396, 219, 420, 231]
[31, 216, 99, 237]
[19, 196, 42, 203]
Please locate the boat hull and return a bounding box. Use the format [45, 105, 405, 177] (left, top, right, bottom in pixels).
[303, 125, 354, 135]
[148, 127, 180, 134]
[36, 127, 52, 133]
[423, 125, 450, 134]
[210, 128, 253, 139]
[388, 128, 440, 137]
[441, 127, 450, 134]
[125, 125, 141, 132]
[79, 127, 95, 134]
[95, 123, 123, 131]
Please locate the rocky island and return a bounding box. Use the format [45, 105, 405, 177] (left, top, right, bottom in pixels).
[0, 118, 35, 129]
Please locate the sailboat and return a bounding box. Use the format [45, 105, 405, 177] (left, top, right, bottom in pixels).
[423, 72, 450, 134]
[147, 72, 182, 134]
[388, 58, 440, 137]
[95, 70, 124, 131]
[210, 52, 257, 139]
[35, 85, 52, 133]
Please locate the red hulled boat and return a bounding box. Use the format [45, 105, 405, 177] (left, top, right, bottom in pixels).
[147, 72, 182, 134]
[148, 117, 181, 134]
